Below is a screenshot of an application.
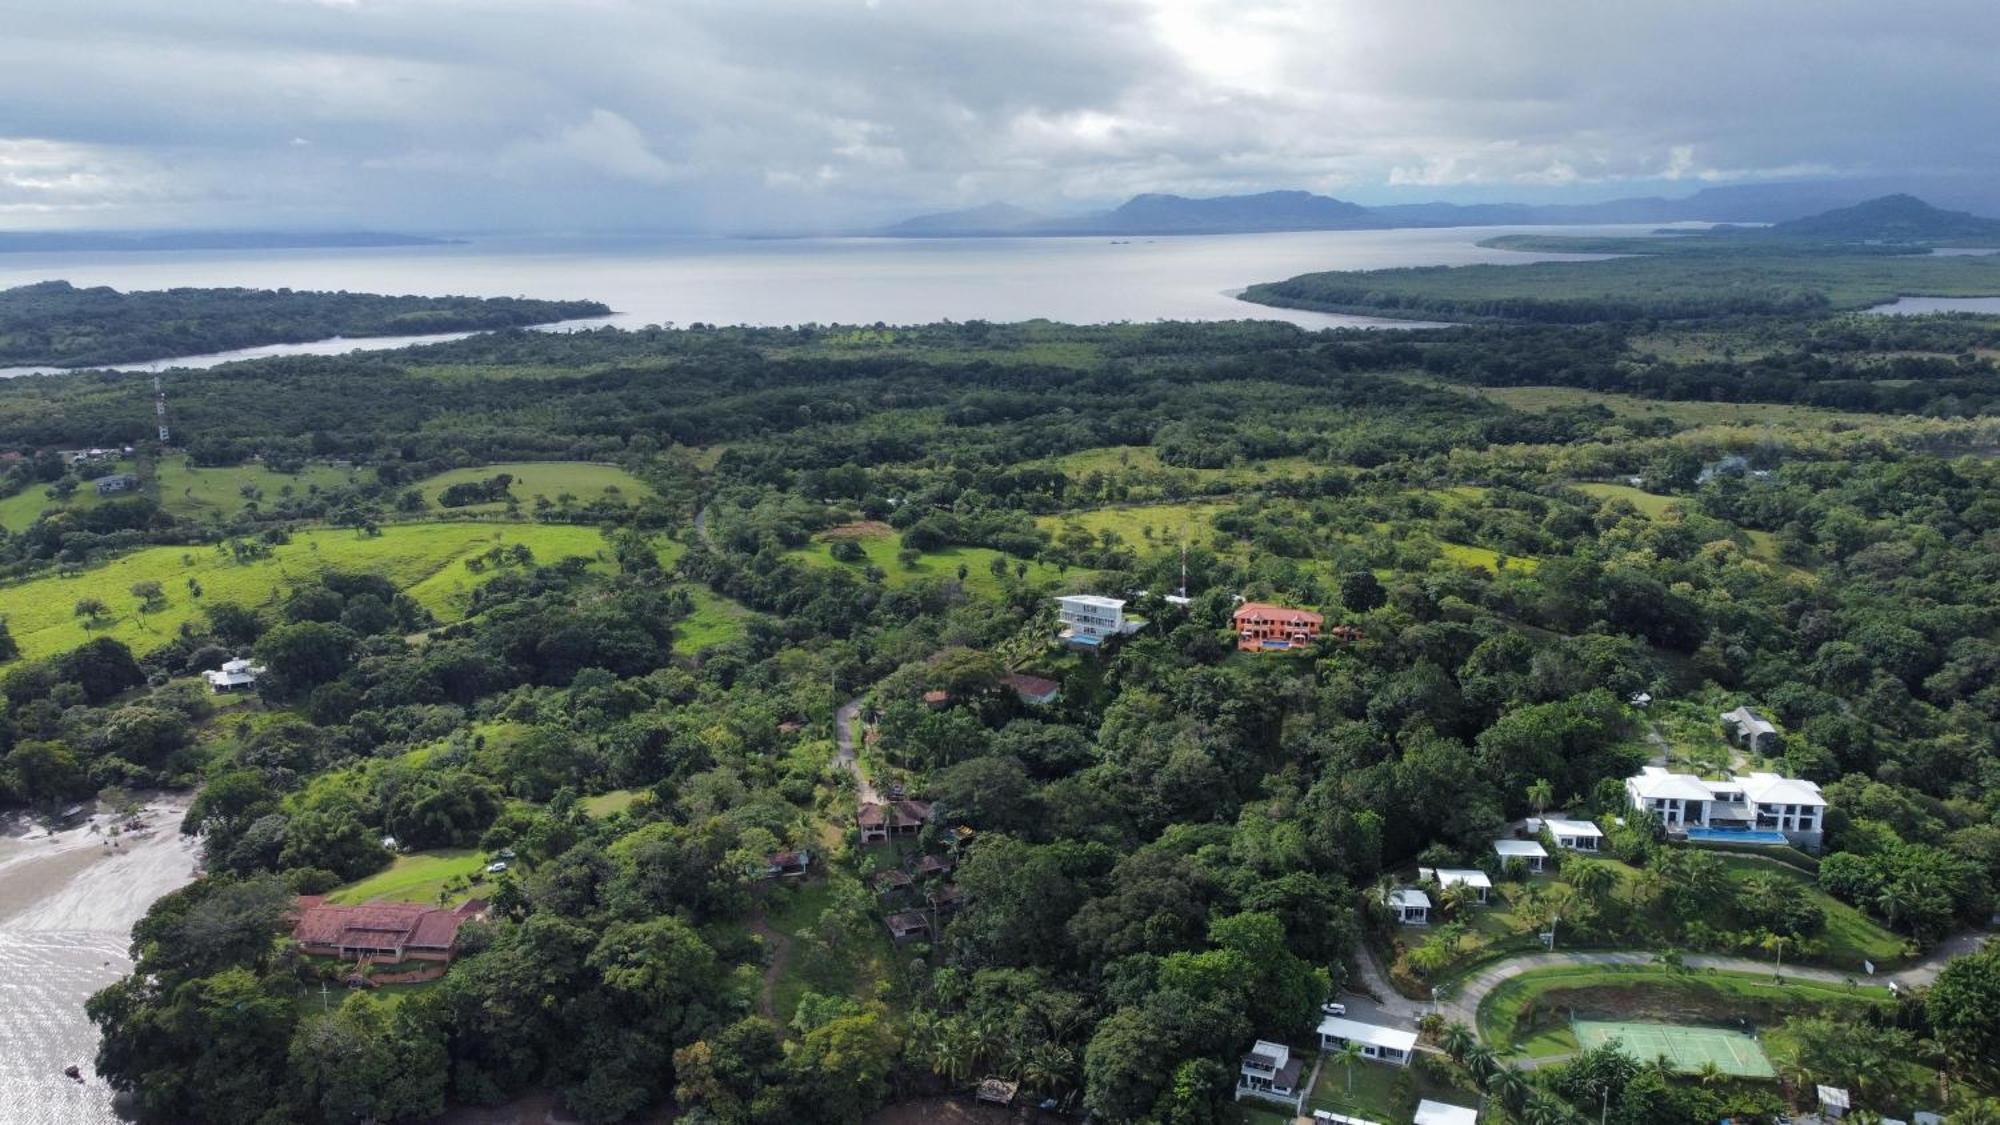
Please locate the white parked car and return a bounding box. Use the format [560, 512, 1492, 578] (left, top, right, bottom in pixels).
[1321, 1001, 1346, 1017]
[485, 861, 509, 874]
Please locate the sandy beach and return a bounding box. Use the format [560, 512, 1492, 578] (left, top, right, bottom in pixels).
[0, 798, 201, 1125]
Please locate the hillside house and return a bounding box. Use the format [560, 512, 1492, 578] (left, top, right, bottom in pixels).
[885, 910, 930, 942]
[94, 473, 138, 495]
[1721, 705, 1781, 752]
[858, 799, 933, 843]
[1236, 1040, 1305, 1105]
[1055, 595, 1143, 648]
[1232, 602, 1324, 651]
[1389, 887, 1431, 925]
[1626, 765, 1827, 848]
[1494, 838, 1548, 873]
[1534, 817, 1603, 852]
[1420, 867, 1492, 905]
[1318, 1016, 1417, 1066]
[203, 658, 265, 693]
[291, 897, 487, 964]
[1003, 672, 1061, 706]
[763, 849, 811, 879]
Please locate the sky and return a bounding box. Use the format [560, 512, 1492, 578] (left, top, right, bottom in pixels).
[3, 0, 1996, 234]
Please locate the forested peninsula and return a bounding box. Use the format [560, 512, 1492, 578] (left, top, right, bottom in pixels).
[0, 280, 609, 368]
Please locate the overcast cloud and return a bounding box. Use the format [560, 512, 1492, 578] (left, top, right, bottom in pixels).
[3, 0, 1996, 232]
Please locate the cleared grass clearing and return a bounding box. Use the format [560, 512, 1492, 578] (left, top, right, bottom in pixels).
[1038, 501, 1233, 549]
[1576, 481, 1682, 517]
[0, 521, 607, 661]
[582, 789, 646, 818]
[790, 527, 1068, 597]
[1047, 445, 1324, 484]
[0, 460, 141, 531]
[678, 586, 758, 651]
[414, 461, 652, 514]
[325, 848, 485, 906]
[156, 457, 358, 520]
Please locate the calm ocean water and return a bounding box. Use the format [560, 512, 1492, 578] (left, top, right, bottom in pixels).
[0, 225, 1646, 375]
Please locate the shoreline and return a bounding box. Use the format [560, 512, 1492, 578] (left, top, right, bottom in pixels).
[0, 795, 201, 1125]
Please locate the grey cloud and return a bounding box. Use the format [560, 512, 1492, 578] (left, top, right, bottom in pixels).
[1, 0, 1995, 231]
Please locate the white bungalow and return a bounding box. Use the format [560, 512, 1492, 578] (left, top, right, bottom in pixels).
[1535, 817, 1603, 852]
[203, 658, 265, 693]
[1317, 1016, 1418, 1066]
[1493, 838, 1548, 874]
[1415, 1101, 1479, 1125]
[1236, 1039, 1305, 1104]
[1419, 867, 1493, 905]
[1388, 886, 1431, 925]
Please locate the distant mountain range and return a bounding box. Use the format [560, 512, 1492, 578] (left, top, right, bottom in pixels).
[1755, 193, 2000, 242]
[882, 179, 2000, 238]
[0, 231, 456, 254]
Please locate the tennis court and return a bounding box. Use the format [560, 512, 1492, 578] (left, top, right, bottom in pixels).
[1572, 1020, 1775, 1077]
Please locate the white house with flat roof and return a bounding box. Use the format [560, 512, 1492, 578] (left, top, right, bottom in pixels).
[1388, 886, 1431, 925]
[1055, 595, 1143, 647]
[1626, 765, 1827, 848]
[1236, 1039, 1305, 1107]
[1420, 867, 1492, 904]
[1494, 838, 1548, 873]
[1318, 1016, 1418, 1066]
[1415, 1101, 1479, 1125]
[1533, 817, 1603, 852]
[203, 657, 265, 693]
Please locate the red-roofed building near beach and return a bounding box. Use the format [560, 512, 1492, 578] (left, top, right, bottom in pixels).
[291, 897, 488, 964]
[1232, 603, 1323, 652]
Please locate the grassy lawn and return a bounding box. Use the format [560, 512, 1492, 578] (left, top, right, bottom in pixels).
[0, 461, 141, 531]
[155, 457, 358, 520]
[1227, 1105, 1297, 1125]
[1477, 964, 1893, 1056]
[324, 848, 488, 906]
[1713, 854, 1906, 968]
[1037, 501, 1234, 552]
[757, 876, 894, 1028]
[1576, 481, 1682, 518]
[1047, 445, 1325, 485]
[582, 789, 646, 818]
[1309, 1055, 1476, 1122]
[0, 521, 609, 661]
[789, 526, 1069, 597]
[413, 461, 652, 514]
[677, 585, 758, 651]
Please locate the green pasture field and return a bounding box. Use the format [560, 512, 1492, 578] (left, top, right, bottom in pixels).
[1573, 1019, 1775, 1077]
[414, 461, 652, 513]
[1038, 501, 1234, 550]
[1575, 482, 1682, 517]
[789, 525, 1069, 596]
[0, 521, 607, 661]
[678, 586, 758, 651]
[156, 457, 359, 520]
[324, 849, 486, 906]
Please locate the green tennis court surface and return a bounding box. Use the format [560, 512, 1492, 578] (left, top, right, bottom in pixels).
[1572, 1020, 1775, 1077]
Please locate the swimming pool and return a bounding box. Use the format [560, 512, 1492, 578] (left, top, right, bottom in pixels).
[1684, 827, 1789, 845]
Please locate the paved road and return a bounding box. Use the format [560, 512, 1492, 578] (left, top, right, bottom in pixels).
[834, 697, 879, 805]
[1437, 934, 1990, 1033]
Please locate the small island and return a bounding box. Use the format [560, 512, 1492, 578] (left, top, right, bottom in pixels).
[0, 280, 610, 369]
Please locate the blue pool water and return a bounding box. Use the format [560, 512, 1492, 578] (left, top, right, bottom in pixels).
[1685, 827, 1788, 845]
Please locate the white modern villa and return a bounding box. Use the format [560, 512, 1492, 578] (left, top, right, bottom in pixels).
[1054, 595, 1144, 648]
[1625, 765, 1827, 849]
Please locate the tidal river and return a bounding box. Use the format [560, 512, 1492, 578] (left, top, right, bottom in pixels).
[0, 800, 199, 1125]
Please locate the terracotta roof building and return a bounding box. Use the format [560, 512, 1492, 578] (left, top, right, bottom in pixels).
[1003, 672, 1061, 706]
[1232, 602, 1324, 652]
[858, 798, 934, 843]
[291, 897, 488, 963]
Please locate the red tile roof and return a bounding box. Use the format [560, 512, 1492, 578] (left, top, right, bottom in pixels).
[1004, 672, 1061, 698]
[292, 898, 485, 954]
[1233, 602, 1324, 626]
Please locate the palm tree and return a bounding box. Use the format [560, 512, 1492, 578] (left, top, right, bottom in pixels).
[1694, 1060, 1724, 1087]
[1526, 778, 1555, 818]
[1567, 860, 1618, 909]
[1520, 1094, 1579, 1125]
[1440, 1022, 1476, 1062]
[1019, 1041, 1074, 1097]
[1760, 931, 1791, 978]
[1331, 1040, 1368, 1096]
[1463, 1043, 1500, 1084]
[1487, 1064, 1532, 1111]
[1875, 880, 1913, 934]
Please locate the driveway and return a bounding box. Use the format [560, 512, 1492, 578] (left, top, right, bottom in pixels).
[834, 696, 879, 805]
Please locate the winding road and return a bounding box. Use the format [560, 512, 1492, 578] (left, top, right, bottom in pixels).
[1346, 929, 1991, 1048]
